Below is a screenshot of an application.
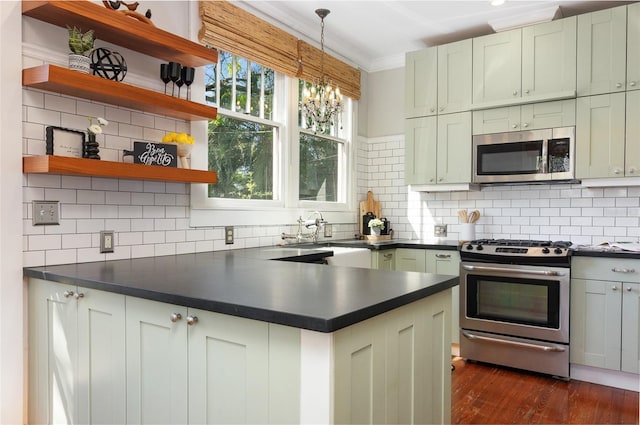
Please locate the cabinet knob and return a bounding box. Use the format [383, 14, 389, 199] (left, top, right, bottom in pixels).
[63, 291, 75, 298]
[74, 292, 84, 300]
[612, 285, 619, 291]
[616, 82, 623, 88]
[522, 123, 529, 128]
[170, 313, 182, 323]
[512, 90, 518, 96]
[439, 106, 445, 112]
[626, 286, 633, 292]
[613, 168, 622, 175]
[430, 108, 436, 113]
[429, 178, 435, 183]
[187, 316, 199, 326]
[630, 81, 637, 87]
[524, 89, 530, 95]
[629, 168, 636, 174]
[512, 124, 518, 129]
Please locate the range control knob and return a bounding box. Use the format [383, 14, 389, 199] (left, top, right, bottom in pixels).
[554, 248, 563, 255]
[542, 247, 550, 254]
[476, 245, 484, 251]
[466, 244, 473, 250]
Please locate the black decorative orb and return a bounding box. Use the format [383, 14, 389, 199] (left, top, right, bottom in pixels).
[91, 48, 127, 82]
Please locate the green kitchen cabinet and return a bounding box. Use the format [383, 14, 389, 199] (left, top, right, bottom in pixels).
[473, 17, 576, 107]
[472, 29, 522, 106]
[125, 297, 278, 424]
[576, 92, 627, 179]
[405, 116, 437, 185]
[571, 257, 640, 374]
[626, 90, 640, 177]
[425, 250, 461, 345]
[437, 39, 472, 114]
[405, 112, 471, 186]
[28, 279, 126, 425]
[521, 17, 577, 100]
[472, 99, 576, 135]
[371, 250, 395, 271]
[395, 248, 427, 272]
[405, 48, 438, 118]
[628, 3, 640, 91]
[333, 289, 452, 424]
[577, 6, 627, 96]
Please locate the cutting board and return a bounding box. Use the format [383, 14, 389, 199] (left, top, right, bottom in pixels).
[359, 191, 382, 235]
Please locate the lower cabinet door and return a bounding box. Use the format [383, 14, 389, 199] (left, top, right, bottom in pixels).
[125, 297, 188, 425]
[76, 289, 126, 425]
[188, 309, 270, 424]
[622, 282, 640, 373]
[29, 281, 78, 425]
[28, 280, 126, 425]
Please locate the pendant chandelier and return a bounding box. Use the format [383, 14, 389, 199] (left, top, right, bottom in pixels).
[300, 8, 343, 134]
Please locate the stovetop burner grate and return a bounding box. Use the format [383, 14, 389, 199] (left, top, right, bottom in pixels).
[469, 239, 572, 249]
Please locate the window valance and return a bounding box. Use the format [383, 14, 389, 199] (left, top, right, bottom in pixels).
[198, 1, 361, 100]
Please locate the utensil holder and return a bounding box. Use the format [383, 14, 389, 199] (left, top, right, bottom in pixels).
[460, 223, 476, 242]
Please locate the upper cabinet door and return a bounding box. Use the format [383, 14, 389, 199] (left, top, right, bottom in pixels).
[628, 3, 640, 91]
[437, 39, 472, 114]
[405, 116, 437, 184]
[575, 93, 626, 179]
[626, 91, 640, 176]
[522, 17, 577, 99]
[577, 6, 627, 96]
[437, 112, 472, 184]
[405, 48, 438, 118]
[472, 29, 522, 105]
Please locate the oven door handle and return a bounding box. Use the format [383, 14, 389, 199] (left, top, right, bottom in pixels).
[461, 330, 567, 353]
[461, 264, 563, 276]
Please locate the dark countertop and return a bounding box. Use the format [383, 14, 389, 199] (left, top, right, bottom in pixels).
[289, 238, 461, 251]
[24, 247, 458, 333]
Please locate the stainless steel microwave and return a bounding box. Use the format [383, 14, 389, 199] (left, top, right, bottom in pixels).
[472, 127, 575, 184]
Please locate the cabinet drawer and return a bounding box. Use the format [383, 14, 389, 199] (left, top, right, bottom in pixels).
[572, 257, 640, 282]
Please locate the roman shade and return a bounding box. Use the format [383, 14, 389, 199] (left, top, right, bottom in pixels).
[198, 0, 361, 100]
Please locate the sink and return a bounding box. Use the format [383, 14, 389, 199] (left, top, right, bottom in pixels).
[317, 247, 371, 268]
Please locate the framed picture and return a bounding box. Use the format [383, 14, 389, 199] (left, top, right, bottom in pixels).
[45, 126, 85, 158]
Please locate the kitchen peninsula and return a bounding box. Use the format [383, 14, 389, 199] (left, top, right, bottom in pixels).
[24, 248, 457, 424]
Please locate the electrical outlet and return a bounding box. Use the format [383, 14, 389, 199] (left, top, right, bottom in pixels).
[434, 224, 448, 237]
[324, 224, 333, 238]
[225, 226, 234, 244]
[32, 201, 59, 225]
[100, 231, 114, 253]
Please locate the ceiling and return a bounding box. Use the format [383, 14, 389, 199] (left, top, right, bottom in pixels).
[236, 0, 635, 73]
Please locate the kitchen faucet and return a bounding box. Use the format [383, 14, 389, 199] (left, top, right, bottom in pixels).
[281, 211, 327, 244]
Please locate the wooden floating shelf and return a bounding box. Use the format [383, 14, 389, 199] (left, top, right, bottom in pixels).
[22, 0, 218, 68]
[23, 65, 218, 121]
[23, 155, 218, 184]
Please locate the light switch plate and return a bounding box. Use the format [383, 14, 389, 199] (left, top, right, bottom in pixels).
[434, 224, 448, 237]
[32, 201, 59, 225]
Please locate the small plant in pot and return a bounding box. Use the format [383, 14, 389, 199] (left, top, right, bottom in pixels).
[368, 218, 384, 235]
[67, 26, 95, 73]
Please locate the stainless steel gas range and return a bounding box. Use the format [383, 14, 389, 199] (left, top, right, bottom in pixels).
[459, 239, 572, 378]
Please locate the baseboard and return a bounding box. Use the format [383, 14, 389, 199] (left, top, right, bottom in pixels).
[570, 363, 639, 392]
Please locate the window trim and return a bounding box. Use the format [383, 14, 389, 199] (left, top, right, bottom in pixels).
[190, 67, 357, 227]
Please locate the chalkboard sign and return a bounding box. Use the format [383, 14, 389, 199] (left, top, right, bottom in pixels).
[124, 141, 177, 167]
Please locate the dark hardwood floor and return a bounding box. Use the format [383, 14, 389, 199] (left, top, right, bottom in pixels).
[452, 357, 639, 424]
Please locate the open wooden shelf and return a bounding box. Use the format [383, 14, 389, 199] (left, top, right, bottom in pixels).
[23, 65, 218, 121]
[23, 155, 218, 184]
[22, 0, 218, 67]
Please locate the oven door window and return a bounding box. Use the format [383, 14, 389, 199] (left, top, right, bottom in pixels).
[477, 140, 543, 175]
[466, 275, 560, 329]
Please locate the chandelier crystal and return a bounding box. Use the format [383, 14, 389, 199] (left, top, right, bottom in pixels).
[300, 8, 343, 134]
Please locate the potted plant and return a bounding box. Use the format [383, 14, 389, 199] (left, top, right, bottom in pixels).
[368, 218, 384, 236]
[67, 26, 95, 73]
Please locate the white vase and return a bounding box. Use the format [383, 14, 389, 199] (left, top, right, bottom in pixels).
[371, 227, 381, 236]
[176, 143, 193, 169]
[68, 54, 91, 74]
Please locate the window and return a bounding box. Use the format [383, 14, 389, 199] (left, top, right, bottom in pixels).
[191, 50, 354, 226]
